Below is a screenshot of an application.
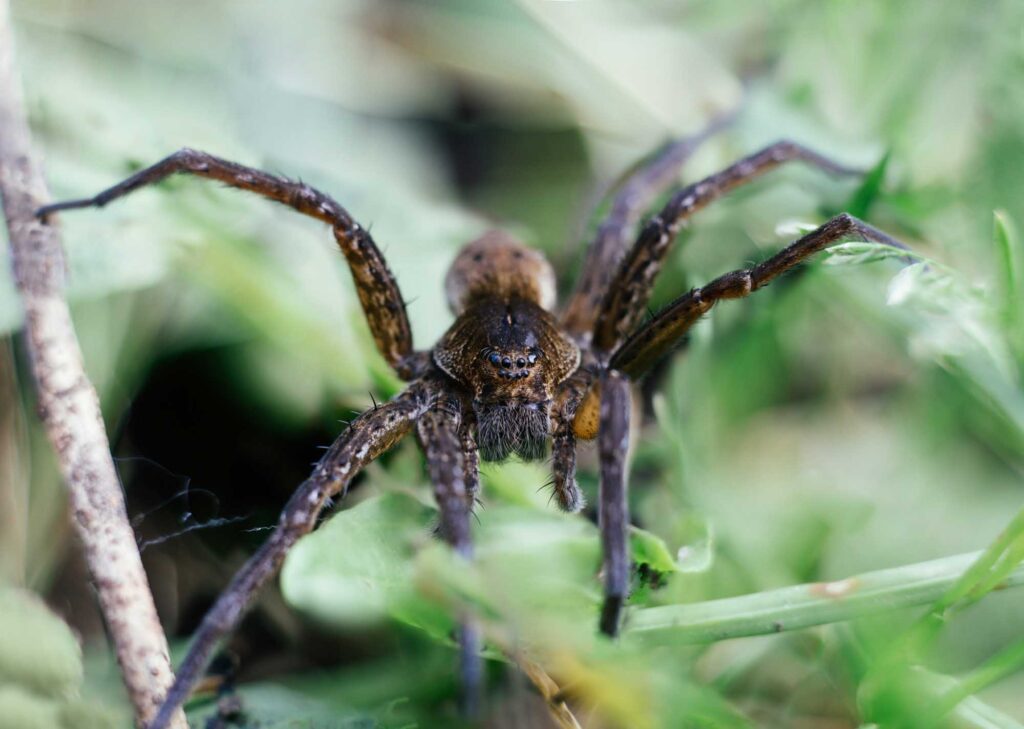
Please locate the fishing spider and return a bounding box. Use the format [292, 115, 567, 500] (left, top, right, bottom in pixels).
[38, 116, 903, 727]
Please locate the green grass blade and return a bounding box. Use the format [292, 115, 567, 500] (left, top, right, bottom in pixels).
[627, 551, 1024, 645]
[993, 210, 1024, 360]
[846, 151, 890, 219]
[930, 506, 1024, 614]
[921, 637, 1024, 727]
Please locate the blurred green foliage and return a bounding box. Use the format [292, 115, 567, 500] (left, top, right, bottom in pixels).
[0, 587, 124, 728]
[2, 0, 1024, 727]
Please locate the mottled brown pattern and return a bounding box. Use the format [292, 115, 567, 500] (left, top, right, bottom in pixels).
[460, 416, 481, 508]
[416, 390, 472, 555]
[36, 119, 910, 727]
[434, 297, 579, 403]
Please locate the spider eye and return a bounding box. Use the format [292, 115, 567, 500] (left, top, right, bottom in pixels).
[488, 352, 501, 366]
[527, 352, 538, 365]
[516, 357, 526, 368]
[501, 356, 512, 369]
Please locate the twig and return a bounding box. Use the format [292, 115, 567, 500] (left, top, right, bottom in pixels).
[0, 3, 186, 727]
[519, 658, 584, 729]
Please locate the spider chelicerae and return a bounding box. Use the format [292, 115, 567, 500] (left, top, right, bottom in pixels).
[37, 115, 904, 728]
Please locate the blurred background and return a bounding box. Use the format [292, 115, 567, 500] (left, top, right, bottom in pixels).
[1, 1, 1023, 727]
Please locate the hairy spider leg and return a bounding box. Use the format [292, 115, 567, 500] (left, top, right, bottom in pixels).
[609, 214, 905, 378]
[417, 393, 473, 555]
[581, 214, 906, 638]
[36, 149, 419, 378]
[561, 111, 736, 340]
[460, 419, 481, 509]
[597, 370, 631, 636]
[146, 382, 432, 729]
[592, 141, 863, 354]
[416, 393, 483, 714]
[574, 214, 905, 442]
[549, 368, 595, 513]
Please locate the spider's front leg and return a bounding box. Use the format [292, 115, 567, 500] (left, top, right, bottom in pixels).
[581, 215, 906, 636]
[592, 142, 863, 353]
[36, 149, 422, 378]
[416, 392, 483, 714]
[561, 111, 734, 339]
[610, 213, 906, 378]
[574, 214, 905, 437]
[146, 381, 431, 729]
[597, 369, 632, 636]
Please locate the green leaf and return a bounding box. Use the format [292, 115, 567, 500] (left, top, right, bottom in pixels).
[930, 505, 1024, 616]
[631, 526, 680, 573]
[439, 504, 601, 626]
[0, 588, 122, 728]
[0, 587, 83, 698]
[994, 211, 1023, 316]
[846, 151, 890, 220]
[185, 683, 375, 729]
[886, 261, 930, 306]
[859, 666, 1024, 729]
[630, 519, 713, 575]
[0, 685, 61, 729]
[281, 492, 435, 627]
[284, 490, 605, 645]
[994, 210, 1024, 359]
[821, 240, 915, 267]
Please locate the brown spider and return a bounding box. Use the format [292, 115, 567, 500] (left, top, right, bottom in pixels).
[37, 116, 904, 728]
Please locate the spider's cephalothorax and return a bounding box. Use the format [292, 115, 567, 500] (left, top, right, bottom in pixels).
[38, 123, 907, 729]
[434, 231, 580, 461]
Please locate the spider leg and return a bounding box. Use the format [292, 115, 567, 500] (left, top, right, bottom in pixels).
[597, 369, 632, 636]
[610, 213, 905, 378]
[416, 393, 483, 715]
[146, 380, 431, 729]
[460, 415, 481, 510]
[550, 369, 594, 512]
[592, 141, 863, 353]
[36, 149, 419, 378]
[551, 421, 581, 513]
[561, 112, 733, 339]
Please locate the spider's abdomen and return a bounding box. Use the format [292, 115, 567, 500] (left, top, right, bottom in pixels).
[445, 230, 557, 314]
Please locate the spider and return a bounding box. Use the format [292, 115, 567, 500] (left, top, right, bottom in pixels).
[37, 116, 904, 728]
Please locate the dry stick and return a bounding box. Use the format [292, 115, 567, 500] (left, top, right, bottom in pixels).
[0, 4, 187, 728]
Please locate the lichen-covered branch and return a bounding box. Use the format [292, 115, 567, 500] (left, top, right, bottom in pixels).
[0, 3, 186, 727]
